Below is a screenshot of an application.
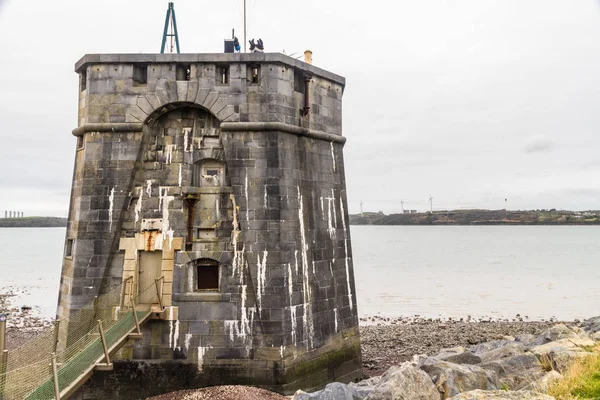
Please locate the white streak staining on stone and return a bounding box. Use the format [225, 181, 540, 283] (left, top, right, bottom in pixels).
[108, 187, 115, 231]
[197, 346, 210, 372]
[134, 187, 143, 225]
[230, 194, 239, 231]
[173, 320, 180, 350]
[245, 170, 249, 222]
[326, 196, 336, 239]
[312, 260, 316, 274]
[287, 263, 297, 346]
[215, 197, 220, 219]
[329, 261, 334, 277]
[145, 180, 153, 197]
[182, 127, 192, 152]
[264, 185, 268, 209]
[178, 164, 182, 187]
[320, 197, 325, 221]
[160, 187, 175, 248]
[164, 144, 175, 164]
[280, 345, 284, 359]
[113, 306, 120, 320]
[294, 250, 299, 275]
[256, 250, 268, 316]
[331, 189, 337, 228]
[297, 186, 314, 348]
[169, 320, 174, 348]
[340, 197, 353, 311]
[330, 142, 336, 172]
[185, 333, 192, 352]
[334, 308, 339, 333]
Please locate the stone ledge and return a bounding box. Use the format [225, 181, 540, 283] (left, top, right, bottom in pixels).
[221, 122, 346, 144]
[72, 122, 143, 136]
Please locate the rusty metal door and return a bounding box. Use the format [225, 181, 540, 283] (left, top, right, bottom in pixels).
[138, 251, 162, 304]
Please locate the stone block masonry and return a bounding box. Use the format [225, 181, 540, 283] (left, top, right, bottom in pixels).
[58, 53, 361, 399]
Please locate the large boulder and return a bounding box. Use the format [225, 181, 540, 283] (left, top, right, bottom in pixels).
[514, 334, 546, 349]
[419, 357, 498, 399]
[580, 316, 600, 333]
[470, 341, 516, 354]
[292, 382, 363, 400]
[476, 343, 526, 364]
[480, 353, 544, 390]
[530, 338, 595, 373]
[449, 389, 555, 399]
[522, 370, 562, 392]
[364, 363, 440, 400]
[434, 347, 482, 365]
[541, 324, 579, 342]
[349, 377, 382, 399]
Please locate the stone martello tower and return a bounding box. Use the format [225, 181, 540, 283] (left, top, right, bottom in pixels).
[57, 53, 361, 398]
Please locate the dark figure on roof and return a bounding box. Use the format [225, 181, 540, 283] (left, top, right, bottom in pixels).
[233, 37, 241, 52]
[249, 39, 264, 53]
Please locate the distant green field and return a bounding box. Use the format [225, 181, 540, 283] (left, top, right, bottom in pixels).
[0, 217, 67, 228]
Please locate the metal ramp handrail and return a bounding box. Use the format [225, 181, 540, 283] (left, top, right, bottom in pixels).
[0, 277, 166, 400]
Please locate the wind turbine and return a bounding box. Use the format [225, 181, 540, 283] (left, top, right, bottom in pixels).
[429, 195, 433, 213]
[401, 199, 404, 214]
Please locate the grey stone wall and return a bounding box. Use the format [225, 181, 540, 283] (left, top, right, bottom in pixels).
[59, 53, 360, 398]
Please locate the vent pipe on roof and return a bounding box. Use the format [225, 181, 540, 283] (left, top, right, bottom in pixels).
[304, 50, 313, 64]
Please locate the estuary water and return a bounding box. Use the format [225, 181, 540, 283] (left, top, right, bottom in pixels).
[0, 226, 598, 321]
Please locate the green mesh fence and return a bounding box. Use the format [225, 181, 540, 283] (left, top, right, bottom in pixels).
[0, 281, 158, 400]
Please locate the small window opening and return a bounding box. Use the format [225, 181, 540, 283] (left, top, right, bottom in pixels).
[197, 260, 219, 290]
[65, 239, 74, 257]
[133, 64, 147, 86]
[294, 69, 305, 94]
[216, 65, 229, 84]
[76, 135, 84, 150]
[80, 70, 87, 92]
[248, 65, 260, 84]
[176, 64, 191, 81]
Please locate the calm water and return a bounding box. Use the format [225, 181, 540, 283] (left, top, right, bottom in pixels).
[0, 226, 598, 320]
[352, 225, 600, 321]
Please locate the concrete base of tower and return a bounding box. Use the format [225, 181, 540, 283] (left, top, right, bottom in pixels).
[70, 328, 362, 399]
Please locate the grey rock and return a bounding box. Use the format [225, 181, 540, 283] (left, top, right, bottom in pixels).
[522, 370, 562, 392]
[449, 389, 555, 399]
[580, 316, 600, 333]
[365, 363, 440, 400]
[541, 324, 579, 342]
[435, 347, 482, 365]
[292, 382, 363, 400]
[470, 341, 516, 354]
[349, 377, 382, 399]
[514, 334, 545, 349]
[420, 357, 498, 399]
[530, 338, 595, 373]
[480, 353, 544, 390]
[476, 343, 526, 364]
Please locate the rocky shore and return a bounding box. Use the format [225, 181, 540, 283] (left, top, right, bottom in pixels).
[360, 316, 563, 377]
[295, 319, 600, 399]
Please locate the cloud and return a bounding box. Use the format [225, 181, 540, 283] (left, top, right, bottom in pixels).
[523, 134, 554, 154]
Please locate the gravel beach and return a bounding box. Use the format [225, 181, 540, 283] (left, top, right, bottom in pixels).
[359, 316, 566, 377]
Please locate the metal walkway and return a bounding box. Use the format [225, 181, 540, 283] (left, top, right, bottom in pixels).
[1, 278, 165, 400]
[26, 311, 151, 400]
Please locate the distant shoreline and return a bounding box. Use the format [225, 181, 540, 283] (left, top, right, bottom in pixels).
[0, 217, 67, 228]
[350, 209, 600, 226]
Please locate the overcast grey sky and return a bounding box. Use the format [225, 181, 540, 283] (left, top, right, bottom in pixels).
[0, 0, 599, 216]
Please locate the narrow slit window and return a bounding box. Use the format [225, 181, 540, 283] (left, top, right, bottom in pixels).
[176, 64, 191, 81]
[133, 64, 147, 86]
[216, 65, 229, 84]
[197, 260, 219, 290]
[248, 65, 260, 84]
[80, 70, 87, 92]
[65, 239, 74, 258]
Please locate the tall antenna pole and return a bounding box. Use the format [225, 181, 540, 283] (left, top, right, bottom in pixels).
[243, 0, 247, 52]
[161, 2, 181, 54]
